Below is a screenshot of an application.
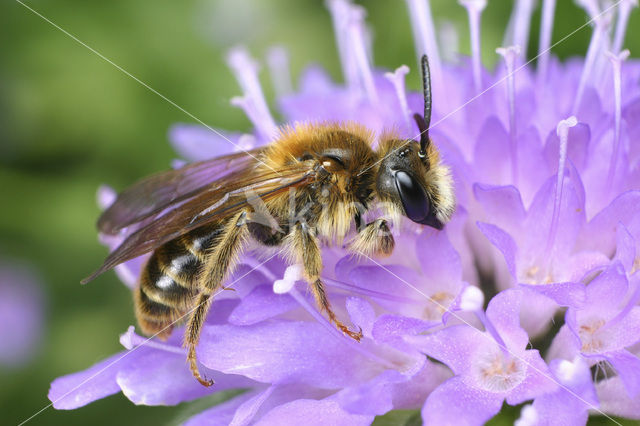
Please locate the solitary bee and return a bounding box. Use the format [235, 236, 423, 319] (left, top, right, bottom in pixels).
[83, 55, 454, 386]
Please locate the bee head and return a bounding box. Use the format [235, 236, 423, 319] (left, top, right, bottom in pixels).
[374, 54, 454, 229]
[375, 138, 453, 230]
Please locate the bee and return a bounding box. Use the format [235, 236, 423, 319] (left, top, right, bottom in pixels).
[83, 55, 454, 386]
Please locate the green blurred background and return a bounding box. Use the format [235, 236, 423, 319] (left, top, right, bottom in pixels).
[1, 0, 638, 424]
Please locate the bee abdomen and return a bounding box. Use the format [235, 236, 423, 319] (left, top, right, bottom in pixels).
[135, 224, 224, 338]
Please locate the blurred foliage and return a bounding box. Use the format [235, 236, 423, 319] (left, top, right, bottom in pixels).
[0, 0, 638, 424]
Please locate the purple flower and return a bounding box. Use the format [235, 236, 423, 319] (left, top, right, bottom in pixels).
[52, 0, 640, 424]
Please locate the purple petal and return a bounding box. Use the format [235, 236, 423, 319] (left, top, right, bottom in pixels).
[346, 297, 376, 338]
[614, 224, 636, 273]
[519, 282, 586, 308]
[372, 314, 436, 344]
[485, 289, 528, 351]
[473, 116, 510, 185]
[116, 346, 254, 406]
[578, 190, 640, 255]
[198, 321, 380, 388]
[256, 398, 374, 426]
[476, 222, 517, 279]
[404, 325, 486, 375]
[415, 230, 462, 282]
[597, 376, 640, 419]
[473, 184, 526, 235]
[184, 390, 264, 426]
[604, 349, 640, 398]
[421, 376, 504, 426]
[332, 369, 405, 415]
[228, 285, 297, 326]
[582, 263, 628, 318]
[49, 351, 128, 409]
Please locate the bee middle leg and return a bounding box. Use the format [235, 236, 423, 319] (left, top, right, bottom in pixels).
[185, 212, 249, 386]
[289, 223, 363, 341]
[347, 218, 394, 257]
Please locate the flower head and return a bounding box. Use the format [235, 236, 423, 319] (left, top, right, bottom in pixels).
[51, 0, 640, 424]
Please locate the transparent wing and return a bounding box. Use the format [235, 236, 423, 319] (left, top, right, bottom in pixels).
[97, 149, 264, 235]
[83, 163, 313, 283]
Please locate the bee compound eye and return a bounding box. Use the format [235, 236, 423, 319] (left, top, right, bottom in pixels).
[394, 171, 430, 223]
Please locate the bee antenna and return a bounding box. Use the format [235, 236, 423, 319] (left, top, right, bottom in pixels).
[415, 54, 432, 158]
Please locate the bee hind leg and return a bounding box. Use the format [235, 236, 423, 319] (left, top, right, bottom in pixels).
[290, 223, 362, 341]
[184, 212, 249, 386]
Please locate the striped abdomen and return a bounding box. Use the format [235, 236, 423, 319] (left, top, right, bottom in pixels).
[135, 224, 224, 339]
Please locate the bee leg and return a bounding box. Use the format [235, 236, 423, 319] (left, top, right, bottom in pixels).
[184, 212, 249, 386]
[347, 218, 394, 257]
[290, 223, 363, 341]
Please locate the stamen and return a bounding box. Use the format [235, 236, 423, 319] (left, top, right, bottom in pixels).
[438, 20, 460, 64]
[227, 48, 278, 140]
[266, 46, 293, 97]
[496, 46, 522, 186]
[288, 288, 396, 368]
[384, 65, 412, 131]
[326, 0, 359, 89]
[404, 0, 445, 102]
[230, 96, 277, 141]
[536, 0, 557, 85]
[606, 49, 630, 190]
[572, 2, 606, 114]
[347, 5, 378, 102]
[546, 116, 578, 255]
[324, 277, 419, 304]
[612, 0, 638, 54]
[506, 0, 535, 63]
[459, 0, 488, 93]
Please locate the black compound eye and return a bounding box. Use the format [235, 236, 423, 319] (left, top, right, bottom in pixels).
[394, 171, 430, 223]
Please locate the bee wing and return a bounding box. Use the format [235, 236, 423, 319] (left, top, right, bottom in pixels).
[82, 163, 314, 284]
[97, 149, 263, 235]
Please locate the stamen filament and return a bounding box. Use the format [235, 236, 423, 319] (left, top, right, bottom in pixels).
[266, 46, 293, 97]
[227, 48, 278, 140]
[612, 0, 638, 54]
[497, 46, 521, 186]
[347, 6, 378, 103]
[573, 1, 604, 114]
[511, 0, 535, 63]
[605, 49, 630, 190]
[459, 0, 488, 93]
[546, 116, 578, 255]
[327, 0, 360, 89]
[537, 0, 557, 84]
[384, 65, 412, 131]
[404, 0, 445, 104]
[324, 277, 419, 304]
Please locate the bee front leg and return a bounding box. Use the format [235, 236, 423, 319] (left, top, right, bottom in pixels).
[185, 212, 249, 386]
[347, 218, 394, 257]
[289, 223, 363, 341]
